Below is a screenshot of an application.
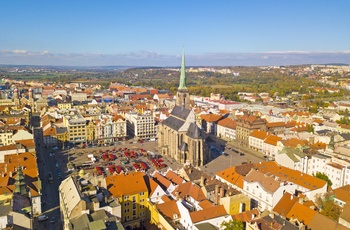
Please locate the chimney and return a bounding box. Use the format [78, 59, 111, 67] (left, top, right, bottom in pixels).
[220, 187, 225, 198]
[1, 171, 4, 177]
[4, 164, 7, 173]
[9, 171, 12, 177]
[215, 185, 220, 196]
[175, 191, 179, 200]
[200, 176, 205, 187]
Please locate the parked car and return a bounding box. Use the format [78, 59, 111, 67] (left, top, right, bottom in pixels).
[38, 215, 49, 222]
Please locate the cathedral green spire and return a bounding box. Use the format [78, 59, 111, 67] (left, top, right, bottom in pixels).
[178, 49, 187, 90]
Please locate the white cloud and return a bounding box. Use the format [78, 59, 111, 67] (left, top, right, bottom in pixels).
[0, 49, 350, 66]
[12, 49, 28, 54]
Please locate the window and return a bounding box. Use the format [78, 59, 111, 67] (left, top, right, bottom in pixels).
[132, 196, 136, 202]
[124, 195, 129, 200]
[124, 202, 129, 207]
[140, 192, 145, 196]
[124, 209, 129, 213]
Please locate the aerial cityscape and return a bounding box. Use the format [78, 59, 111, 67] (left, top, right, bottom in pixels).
[1, 1, 350, 230]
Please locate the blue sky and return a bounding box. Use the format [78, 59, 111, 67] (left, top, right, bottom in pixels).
[1, 0, 350, 66]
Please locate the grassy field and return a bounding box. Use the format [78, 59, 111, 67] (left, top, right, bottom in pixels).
[8, 74, 59, 80]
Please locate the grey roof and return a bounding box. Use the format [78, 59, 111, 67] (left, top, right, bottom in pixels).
[162, 116, 184, 131]
[91, 209, 108, 222]
[279, 146, 306, 162]
[162, 106, 192, 131]
[171, 106, 191, 120]
[262, 215, 299, 230]
[0, 203, 11, 216]
[70, 213, 90, 230]
[56, 127, 68, 134]
[88, 220, 106, 230]
[179, 142, 188, 151]
[315, 129, 332, 135]
[186, 123, 203, 139]
[195, 222, 217, 230]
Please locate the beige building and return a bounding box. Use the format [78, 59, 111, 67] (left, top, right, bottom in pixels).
[236, 113, 267, 147]
[71, 93, 88, 102]
[58, 102, 72, 110]
[0, 130, 13, 146]
[63, 110, 87, 143]
[125, 112, 156, 140]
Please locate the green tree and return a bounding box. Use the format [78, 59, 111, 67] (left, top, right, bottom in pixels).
[307, 124, 315, 133]
[314, 172, 332, 187]
[315, 193, 341, 221]
[221, 220, 244, 230]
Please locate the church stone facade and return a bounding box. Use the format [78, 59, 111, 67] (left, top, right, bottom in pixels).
[158, 51, 209, 167]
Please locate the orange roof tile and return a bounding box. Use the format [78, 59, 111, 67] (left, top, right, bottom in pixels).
[172, 182, 206, 202]
[216, 165, 250, 189]
[244, 169, 281, 193]
[165, 170, 184, 185]
[106, 172, 148, 197]
[156, 200, 181, 220]
[255, 162, 327, 191]
[189, 205, 227, 223]
[218, 118, 236, 129]
[267, 122, 285, 128]
[286, 202, 316, 225]
[153, 172, 172, 189]
[198, 199, 214, 209]
[264, 135, 282, 146]
[250, 130, 268, 140]
[333, 185, 350, 203]
[200, 114, 223, 123]
[232, 209, 259, 222]
[281, 138, 308, 148]
[273, 192, 299, 216]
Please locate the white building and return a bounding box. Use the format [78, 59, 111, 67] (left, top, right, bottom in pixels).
[95, 114, 127, 143]
[216, 118, 236, 141]
[307, 153, 332, 177]
[249, 130, 268, 152]
[243, 169, 297, 211]
[275, 147, 309, 173]
[125, 112, 156, 140]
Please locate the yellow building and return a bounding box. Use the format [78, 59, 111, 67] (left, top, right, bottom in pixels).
[63, 110, 87, 143]
[0, 130, 13, 146]
[106, 172, 148, 229]
[86, 120, 96, 142]
[57, 102, 72, 110]
[220, 193, 251, 215]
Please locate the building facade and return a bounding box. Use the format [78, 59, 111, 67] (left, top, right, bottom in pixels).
[236, 114, 267, 147]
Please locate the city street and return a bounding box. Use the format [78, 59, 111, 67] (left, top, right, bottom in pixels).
[33, 127, 63, 230]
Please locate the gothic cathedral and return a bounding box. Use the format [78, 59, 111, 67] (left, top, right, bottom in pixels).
[158, 50, 209, 167]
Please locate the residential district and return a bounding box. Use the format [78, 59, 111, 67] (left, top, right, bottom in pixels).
[1, 55, 350, 230]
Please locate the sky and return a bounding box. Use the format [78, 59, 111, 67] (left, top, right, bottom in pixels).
[1, 0, 350, 66]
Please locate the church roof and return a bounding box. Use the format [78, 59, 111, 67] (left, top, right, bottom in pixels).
[171, 106, 191, 120]
[186, 123, 202, 139]
[162, 106, 192, 131]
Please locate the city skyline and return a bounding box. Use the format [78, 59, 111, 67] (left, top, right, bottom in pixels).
[1, 0, 350, 66]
